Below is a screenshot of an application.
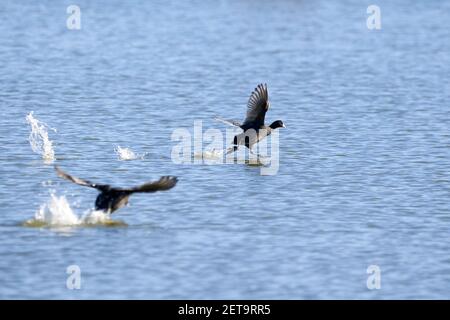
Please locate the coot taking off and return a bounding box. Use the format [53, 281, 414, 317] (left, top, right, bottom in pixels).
[216, 83, 285, 154]
[55, 166, 178, 214]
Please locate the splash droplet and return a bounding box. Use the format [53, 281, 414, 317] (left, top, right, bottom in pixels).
[25, 112, 56, 163]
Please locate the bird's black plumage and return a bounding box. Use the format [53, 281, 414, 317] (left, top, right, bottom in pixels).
[55, 166, 178, 214]
[241, 83, 271, 130]
[219, 84, 285, 153]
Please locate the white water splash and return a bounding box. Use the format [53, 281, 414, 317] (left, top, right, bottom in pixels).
[193, 148, 270, 166]
[25, 112, 56, 163]
[34, 193, 79, 225]
[194, 148, 224, 160]
[25, 193, 123, 227]
[114, 145, 146, 161]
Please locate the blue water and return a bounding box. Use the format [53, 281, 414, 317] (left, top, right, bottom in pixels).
[1, 0, 450, 299]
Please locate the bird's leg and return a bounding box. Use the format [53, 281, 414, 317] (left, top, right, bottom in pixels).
[248, 147, 263, 165]
[249, 148, 258, 157]
[249, 147, 270, 162]
[226, 145, 238, 155]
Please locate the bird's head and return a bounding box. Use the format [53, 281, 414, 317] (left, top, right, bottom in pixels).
[269, 120, 286, 130]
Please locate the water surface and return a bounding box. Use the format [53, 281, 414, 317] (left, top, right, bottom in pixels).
[0, 0, 449, 299]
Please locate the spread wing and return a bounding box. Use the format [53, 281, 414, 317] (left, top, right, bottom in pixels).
[55, 166, 108, 190]
[242, 83, 270, 128]
[127, 176, 178, 193]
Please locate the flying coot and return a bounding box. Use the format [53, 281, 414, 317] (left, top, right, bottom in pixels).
[55, 166, 178, 214]
[216, 83, 285, 154]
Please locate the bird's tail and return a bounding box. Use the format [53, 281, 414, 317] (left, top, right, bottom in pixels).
[226, 145, 238, 155]
[213, 116, 242, 128]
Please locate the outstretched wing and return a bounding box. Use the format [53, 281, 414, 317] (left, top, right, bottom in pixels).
[127, 176, 178, 193]
[242, 83, 270, 128]
[214, 116, 242, 128]
[55, 166, 108, 190]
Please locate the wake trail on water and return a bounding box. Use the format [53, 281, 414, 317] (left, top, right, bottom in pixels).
[193, 148, 269, 166]
[24, 193, 126, 227]
[115, 145, 148, 161]
[194, 148, 224, 160]
[25, 112, 56, 163]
